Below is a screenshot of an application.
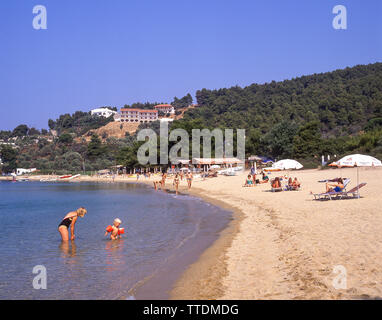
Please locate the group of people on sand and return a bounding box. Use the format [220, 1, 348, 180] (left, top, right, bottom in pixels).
[153, 171, 193, 195]
[58, 207, 124, 241]
[243, 170, 270, 187]
[271, 176, 301, 190]
[243, 169, 301, 191]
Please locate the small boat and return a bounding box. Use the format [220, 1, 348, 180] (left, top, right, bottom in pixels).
[59, 175, 72, 179]
[67, 174, 81, 180]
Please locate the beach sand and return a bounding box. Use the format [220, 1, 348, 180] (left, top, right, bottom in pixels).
[3, 167, 381, 299]
[171, 167, 382, 300]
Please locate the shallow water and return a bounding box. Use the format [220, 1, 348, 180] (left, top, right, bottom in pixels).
[0, 181, 231, 299]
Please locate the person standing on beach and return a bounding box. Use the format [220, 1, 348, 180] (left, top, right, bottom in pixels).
[161, 172, 167, 188]
[58, 207, 87, 241]
[186, 171, 193, 189]
[173, 173, 180, 195]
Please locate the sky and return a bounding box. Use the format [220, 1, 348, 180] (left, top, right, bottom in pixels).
[0, 0, 381, 130]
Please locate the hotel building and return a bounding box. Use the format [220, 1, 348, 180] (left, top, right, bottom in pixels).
[120, 108, 158, 123]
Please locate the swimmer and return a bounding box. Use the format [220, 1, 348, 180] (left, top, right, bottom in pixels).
[105, 218, 123, 240]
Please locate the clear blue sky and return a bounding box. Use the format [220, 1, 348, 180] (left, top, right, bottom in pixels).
[0, 0, 381, 130]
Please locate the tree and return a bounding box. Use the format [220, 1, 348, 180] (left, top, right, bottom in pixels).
[172, 93, 193, 109]
[87, 134, 105, 159]
[12, 125, 29, 137]
[293, 121, 323, 158]
[261, 121, 298, 158]
[48, 119, 55, 130]
[0, 145, 18, 173]
[28, 127, 41, 136]
[58, 133, 73, 145]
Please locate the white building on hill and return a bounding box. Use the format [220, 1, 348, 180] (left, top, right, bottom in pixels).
[154, 104, 175, 114]
[91, 108, 117, 118]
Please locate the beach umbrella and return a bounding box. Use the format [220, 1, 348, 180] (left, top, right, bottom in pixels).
[336, 154, 382, 198]
[272, 159, 303, 170]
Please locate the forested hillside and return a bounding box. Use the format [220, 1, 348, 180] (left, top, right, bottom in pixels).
[185, 63, 382, 135]
[172, 63, 382, 163]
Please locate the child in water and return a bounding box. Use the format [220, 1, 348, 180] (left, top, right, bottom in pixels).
[104, 218, 124, 240]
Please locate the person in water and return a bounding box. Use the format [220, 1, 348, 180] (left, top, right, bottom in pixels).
[58, 207, 87, 241]
[104, 218, 123, 240]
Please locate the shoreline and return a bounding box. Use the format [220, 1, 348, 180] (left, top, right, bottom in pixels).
[169, 186, 244, 300]
[3, 167, 382, 299]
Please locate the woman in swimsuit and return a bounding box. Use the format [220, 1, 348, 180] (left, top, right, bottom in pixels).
[58, 207, 87, 241]
[326, 178, 344, 193]
[173, 173, 180, 195]
[186, 171, 193, 189]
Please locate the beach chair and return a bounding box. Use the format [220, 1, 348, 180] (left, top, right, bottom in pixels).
[313, 178, 351, 200]
[340, 183, 367, 199]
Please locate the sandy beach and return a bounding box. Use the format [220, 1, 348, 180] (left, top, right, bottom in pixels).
[172, 167, 382, 300]
[2, 167, 381, 300]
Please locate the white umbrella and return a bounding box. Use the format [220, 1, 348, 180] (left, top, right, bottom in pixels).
[272, 159, 303, 170]
[336, 154, 382, 198]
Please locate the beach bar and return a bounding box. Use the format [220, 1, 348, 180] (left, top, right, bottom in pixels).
[192, 157, 244, 172]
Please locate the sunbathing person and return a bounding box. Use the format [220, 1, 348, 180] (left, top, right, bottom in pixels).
[292, 177, 301, 189]
[271, 177, 281, 189]
[243, 175, 254, 187]
[260, 172, 269, 184]
[326, 178, 344, 193]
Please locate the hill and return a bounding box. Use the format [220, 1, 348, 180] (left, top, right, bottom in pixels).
[182, 62, 382, 136]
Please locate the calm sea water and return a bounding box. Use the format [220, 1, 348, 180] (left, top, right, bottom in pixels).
[0, 181, 231, 300]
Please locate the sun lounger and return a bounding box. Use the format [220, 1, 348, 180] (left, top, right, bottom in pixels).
[313, 181, 367, 201]
[313, 178, 351, 200]
[340, 183, 367, 199]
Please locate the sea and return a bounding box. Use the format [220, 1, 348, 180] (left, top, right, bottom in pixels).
[0, 181, 231, 300]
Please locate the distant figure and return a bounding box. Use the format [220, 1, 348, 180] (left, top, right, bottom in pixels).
[161, 172, 167, 188]
[186, 171, 193, 189]
[292, 177, 301, 189]
[173, 173, 180, 195]
[271, 177, 281, 189]
[58, 207, 87, 241]
[243, 175, 254, 187]
[261, 172, 269, 184]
